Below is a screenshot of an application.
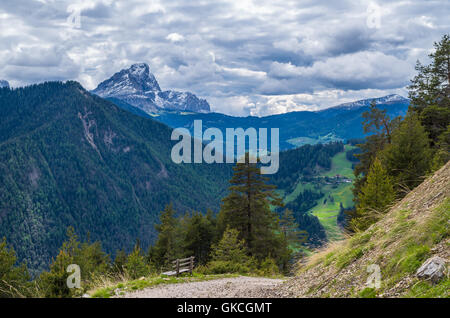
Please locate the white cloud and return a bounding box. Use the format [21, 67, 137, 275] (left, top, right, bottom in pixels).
[0, 0, 448, 115]
[221, 67, 266, 79]
[166, 33, 185, 43]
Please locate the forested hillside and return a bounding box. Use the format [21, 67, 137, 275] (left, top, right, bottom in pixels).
[0, 81, 232, 273]
[0, 82, 345, 273]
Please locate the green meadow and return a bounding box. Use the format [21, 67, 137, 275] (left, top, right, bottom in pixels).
[284, 144, 356, 242]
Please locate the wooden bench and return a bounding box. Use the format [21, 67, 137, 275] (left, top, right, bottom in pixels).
[162, 256, 195, 276]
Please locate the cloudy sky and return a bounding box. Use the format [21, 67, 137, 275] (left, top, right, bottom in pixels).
[0, 0, 448, 116]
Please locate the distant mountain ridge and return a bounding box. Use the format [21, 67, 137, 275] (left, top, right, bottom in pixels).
[113, 94, 409, 150]
[92, 63, 210, 113]
[327, 94, 409, 110]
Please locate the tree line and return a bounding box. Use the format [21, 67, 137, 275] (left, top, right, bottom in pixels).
[347, 34, 449, 231]
[0, 153, 304, 297]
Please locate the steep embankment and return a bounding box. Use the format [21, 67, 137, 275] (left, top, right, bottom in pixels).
[276, 161, 449, 298]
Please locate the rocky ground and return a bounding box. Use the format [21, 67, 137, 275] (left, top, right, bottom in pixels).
[117, 162, 449, 299]
[115, 276, 286, 298]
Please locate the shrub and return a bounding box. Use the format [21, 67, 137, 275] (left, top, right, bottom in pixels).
[257, 258, 280, 276]
[0, 238, 31, 298]
[125, 246, 150, 280]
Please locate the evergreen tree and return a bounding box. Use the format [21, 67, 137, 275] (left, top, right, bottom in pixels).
[125, 243, 150, 279]
[38, 227, 110, 297]
[211, 227, 249, 263]
[351, 158, 395, 231]
[362, 100, 400, 143]
[0, 238, 30, 298]
[409, 34, 450, 147]
[382, 113, 432, 190]
[183, 211, 215, 265]
[150, 204, 181, 269]
[353, 101, 401, 206]
[76, 240, 110, 281]
[279, 209, 308, 248]
[432, 124, 450, 168]
[39, 228, 79, 298]
[113, 249, 127, 275]
[217, 155, 289, 265]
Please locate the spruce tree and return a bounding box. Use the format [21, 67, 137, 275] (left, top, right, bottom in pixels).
[382, 113, 432, 190]
[38, 227, 110, 297]
[125, 243, 150, 279]
[150, 204, 181, 269]
[351, 158, 395, 231]
[353, 102, 401, 206]
[211, 227, 249, 264]
[217, 155, 289, 264]
[279, 209, 308, 248]
[432, 125, 450, 168]
[183, 211, 215, 265]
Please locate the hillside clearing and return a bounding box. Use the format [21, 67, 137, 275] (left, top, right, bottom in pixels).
[284, 145, 356, 241]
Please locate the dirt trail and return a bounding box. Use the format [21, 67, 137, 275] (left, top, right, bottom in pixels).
[116, 276, 285, 298]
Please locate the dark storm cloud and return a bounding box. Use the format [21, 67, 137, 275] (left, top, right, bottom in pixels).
[0, 0, 448, 115]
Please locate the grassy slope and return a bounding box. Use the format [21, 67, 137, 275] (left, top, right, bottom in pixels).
[280, 162, 450, 298]
[310, 145, 355, 240]
[284, 145, 356, 241]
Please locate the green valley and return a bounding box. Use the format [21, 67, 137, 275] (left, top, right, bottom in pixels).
[282, 145, 357, 242]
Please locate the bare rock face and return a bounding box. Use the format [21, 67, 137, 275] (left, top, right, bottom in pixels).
[416, 256, 447, 283]
[92, 63, 210, 113]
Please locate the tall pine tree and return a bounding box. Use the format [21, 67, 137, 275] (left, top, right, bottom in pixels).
[217, 155, 289, 265]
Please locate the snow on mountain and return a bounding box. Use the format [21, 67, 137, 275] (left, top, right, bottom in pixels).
[0, 80, 9, 88]
[332, 94, 409, 110]
[92, 63, 210, 113]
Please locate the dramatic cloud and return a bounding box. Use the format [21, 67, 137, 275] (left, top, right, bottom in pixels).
[0, 0, 448, 116]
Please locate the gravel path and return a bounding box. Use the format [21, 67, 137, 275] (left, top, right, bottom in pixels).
[117, 276, 286, 298]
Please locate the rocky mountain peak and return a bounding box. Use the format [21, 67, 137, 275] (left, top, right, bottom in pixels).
[92, 63, 210, 113]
